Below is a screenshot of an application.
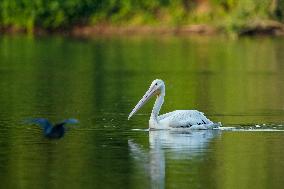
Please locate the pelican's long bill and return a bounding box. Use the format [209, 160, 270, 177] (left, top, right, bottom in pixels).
[128, 84, 159, 120]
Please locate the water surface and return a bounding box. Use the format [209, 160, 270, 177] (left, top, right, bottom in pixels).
[0, 35, 284, 188]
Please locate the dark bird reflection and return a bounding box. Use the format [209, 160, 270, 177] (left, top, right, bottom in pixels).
[129, 130, 221, 189]
[26, 118, 78, 138]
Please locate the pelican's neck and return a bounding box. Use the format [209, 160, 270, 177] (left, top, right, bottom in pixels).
[150, 93, 164, 122]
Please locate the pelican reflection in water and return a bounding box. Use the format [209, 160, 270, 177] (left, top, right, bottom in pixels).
[128, 79, 221, 130]
[128, 130, 221, 188]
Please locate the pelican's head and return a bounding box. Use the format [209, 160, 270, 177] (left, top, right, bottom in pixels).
[128, 79, 165, 120]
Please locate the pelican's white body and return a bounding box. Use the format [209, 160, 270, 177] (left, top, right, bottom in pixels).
[128, 79, 221, 130]
[151, 110, 220, 130]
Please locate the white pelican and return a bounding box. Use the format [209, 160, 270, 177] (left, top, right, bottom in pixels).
[128, 79, 221, 130]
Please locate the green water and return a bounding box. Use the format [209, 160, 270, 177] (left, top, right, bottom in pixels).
[0, 35, 284, 189]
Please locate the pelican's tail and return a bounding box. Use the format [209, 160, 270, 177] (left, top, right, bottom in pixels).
[211, 122, 222, 129]
[188, 122, 221, 130]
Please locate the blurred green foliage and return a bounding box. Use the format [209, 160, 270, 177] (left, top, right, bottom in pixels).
[0, 0, 283, 33]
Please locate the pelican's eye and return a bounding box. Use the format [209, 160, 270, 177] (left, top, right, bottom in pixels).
[155, 83, 158, 86]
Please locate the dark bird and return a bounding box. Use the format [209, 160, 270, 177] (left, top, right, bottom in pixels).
[26, 118, 78, 138]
